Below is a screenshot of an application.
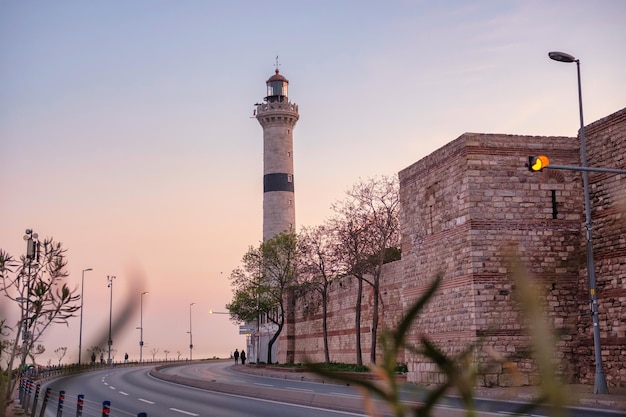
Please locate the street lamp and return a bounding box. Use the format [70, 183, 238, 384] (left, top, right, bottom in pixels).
[549, 51, 609, 394]
[188, 303, 196, 360]
[107, 275, 116, 365]
[139, 291, 148, 363]
[78, 268, 93, 365]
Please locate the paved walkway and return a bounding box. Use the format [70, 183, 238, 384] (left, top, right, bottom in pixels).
[232, 364, 626, 413]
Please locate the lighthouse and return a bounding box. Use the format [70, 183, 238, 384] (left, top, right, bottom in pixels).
[256, 68, 300, 241]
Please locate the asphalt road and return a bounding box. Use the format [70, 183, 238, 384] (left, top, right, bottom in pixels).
[32, 361, 626, 417]
[37, 364, 372, 417]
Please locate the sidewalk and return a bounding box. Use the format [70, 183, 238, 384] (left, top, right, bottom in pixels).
[232, 364, 626, 412]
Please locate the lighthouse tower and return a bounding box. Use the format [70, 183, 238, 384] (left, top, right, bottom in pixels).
[256, 69, 300, 241]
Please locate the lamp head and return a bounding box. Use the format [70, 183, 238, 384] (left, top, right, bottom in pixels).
[549, 51, 577, 63]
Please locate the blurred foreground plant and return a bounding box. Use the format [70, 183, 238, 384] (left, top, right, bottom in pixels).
[307, 261, 568, 417]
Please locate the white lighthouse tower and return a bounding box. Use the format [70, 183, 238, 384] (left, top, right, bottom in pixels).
[256, 68, 300, 241]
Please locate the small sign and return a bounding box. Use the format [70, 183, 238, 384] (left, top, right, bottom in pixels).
[239, 324, 256, 334]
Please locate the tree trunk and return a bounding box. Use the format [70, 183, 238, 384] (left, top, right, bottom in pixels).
[322, 287, 330, 363]
[355, 277, 363, 366]
[370, 276, 380, 364]
[267, 319, 284, 364]
[285, 289, 296, 364]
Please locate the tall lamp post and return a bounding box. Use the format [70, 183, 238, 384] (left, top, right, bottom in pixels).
[107, 275, 116, 365]
[188, 303, 196, 360]
[78, 268, 93, 365]
[549, 51, 609, 394]
[139, 291, 148, 363]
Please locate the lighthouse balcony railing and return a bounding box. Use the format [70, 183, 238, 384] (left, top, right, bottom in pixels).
[256, 101, 298, 113]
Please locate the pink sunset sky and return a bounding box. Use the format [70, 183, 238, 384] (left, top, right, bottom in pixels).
[1, 1, 625, 365]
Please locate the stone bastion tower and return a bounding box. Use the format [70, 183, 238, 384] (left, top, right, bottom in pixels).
[255, 68, 300, 241]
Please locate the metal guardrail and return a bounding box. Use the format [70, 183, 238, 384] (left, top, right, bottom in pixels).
[16, 359, 194, 417]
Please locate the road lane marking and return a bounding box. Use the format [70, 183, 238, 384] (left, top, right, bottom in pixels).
[138, 398, 155, 404]
[286, 387, 314, 392]
[253, 382, 274, 387]
[109, 386, 116, 389]
[119, 391, 129, 396]
[330, 392, 361, 398]
[150, 375, 367, 416]
[169, 408, 199, 416]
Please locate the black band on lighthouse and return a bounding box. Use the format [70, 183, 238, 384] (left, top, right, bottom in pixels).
[264, 173, 294, 193]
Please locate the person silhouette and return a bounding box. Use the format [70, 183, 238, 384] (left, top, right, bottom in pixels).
[233, 348, 239, 364]
[240, 349, 246, 365]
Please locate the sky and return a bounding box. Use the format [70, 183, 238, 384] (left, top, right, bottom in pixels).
[1, 1, 625, 365]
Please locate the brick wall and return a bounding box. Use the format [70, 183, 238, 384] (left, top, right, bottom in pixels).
[278, 108, 625, 388]
[399, 132, 584, 386]
[575, 108, 626, 386]
[285, 260, 405, 365]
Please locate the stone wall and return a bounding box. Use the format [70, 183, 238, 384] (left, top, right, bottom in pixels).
[285, 260, 405, 365]
[399, 133, 584, 386]
[575, 108, 626, 386]
[278, 108, 625, 387]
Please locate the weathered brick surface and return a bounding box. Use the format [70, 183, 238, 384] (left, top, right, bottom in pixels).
[574, 108, 626, 386]
[399, 132, 585, 386]
[282, 260, 405, 365]
[278, 108, 625, 388]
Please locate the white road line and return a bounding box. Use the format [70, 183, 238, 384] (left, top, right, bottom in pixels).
[253, 382, 274, 387]
[286, 387, 314, 392]
[329, 392, 361, 398]
[119, 391, 129, 396]
[169, 407, 199, 416]
[109, 386, 116, 389]
[138, 398, 155, 404]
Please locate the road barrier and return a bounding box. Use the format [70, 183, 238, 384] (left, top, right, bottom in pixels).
[18, 377, 147, 417]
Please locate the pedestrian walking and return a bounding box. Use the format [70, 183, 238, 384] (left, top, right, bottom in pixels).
[233, 348, 239, 365]
[240, 349, 246, 365]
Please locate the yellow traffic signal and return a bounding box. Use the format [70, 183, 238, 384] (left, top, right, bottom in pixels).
[528, 155, 550, 172]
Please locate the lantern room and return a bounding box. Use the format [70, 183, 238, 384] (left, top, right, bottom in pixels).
[265, 69, 289, 103]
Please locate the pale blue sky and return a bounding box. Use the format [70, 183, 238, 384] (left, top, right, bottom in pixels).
[1, 1, 625, 364]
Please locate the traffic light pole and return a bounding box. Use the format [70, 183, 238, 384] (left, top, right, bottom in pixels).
[542, 164, 626, 175]
[528, 160, 625, 394]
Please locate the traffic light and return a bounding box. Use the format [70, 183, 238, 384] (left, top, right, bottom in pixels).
[528, 155, 550, 172]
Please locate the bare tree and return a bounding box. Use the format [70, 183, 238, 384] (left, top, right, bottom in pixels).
[297, 224, 342, 363]
[330, 200, 373, 367]
[163, 349, 170, 361]
[176, 350, 182, 360]
[54, 346, 67, 366]
[331, 176, 400, 365]
[0, 236, 80, 410]
[150, 347, 159, 361]
[28, 344, 46, 366]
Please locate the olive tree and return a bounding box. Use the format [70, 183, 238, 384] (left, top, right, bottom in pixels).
[0, 236, 80, 409]
[227, 232, 299, 364]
